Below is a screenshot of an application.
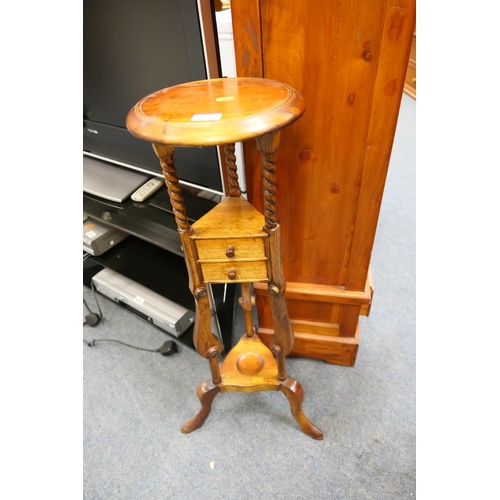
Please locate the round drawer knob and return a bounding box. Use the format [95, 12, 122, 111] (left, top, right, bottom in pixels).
[225, 246, 235, 258]
[228, 268, 237, 280]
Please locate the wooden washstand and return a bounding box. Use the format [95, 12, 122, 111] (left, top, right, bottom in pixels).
[126, 77, 323, 439]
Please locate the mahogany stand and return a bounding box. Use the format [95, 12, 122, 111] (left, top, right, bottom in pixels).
[127, 77, 323, 439]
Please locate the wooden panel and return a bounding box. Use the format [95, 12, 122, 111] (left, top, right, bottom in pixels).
[255, 290, 342, 329]
[253, 272, 372, 344]
[192, 196, 266, 238]
[340, 0, 415, 335]
[258, 327, 359, 367]
[200, 260, 268, 283]
[230, 0, 264, 78]
[231, 0, 415, 365]
[248, 0, 388, 288]
[404, 31, 416, 99]
[290, 320, 340, 337]
[283, 281, 372, 307]
[345, 1, 415, 292]
[195, 237, 265, 260]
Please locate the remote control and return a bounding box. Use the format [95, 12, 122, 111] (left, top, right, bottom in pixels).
[131, 177, 164, 202]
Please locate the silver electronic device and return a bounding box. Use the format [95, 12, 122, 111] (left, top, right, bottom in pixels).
[83, 219, 129, 256]
[92, 268, 195, 337]
[83, 155, 150, 203]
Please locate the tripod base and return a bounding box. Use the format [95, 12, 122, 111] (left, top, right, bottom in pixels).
[181, 334, 323, 440]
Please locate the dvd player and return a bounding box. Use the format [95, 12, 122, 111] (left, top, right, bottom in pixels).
[92, 268, 195, 337]
[83, 219, 129, 256]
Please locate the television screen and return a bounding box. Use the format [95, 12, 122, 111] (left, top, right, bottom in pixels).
[83, 0, 223, 194]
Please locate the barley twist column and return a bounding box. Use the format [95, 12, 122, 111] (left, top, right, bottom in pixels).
[152, 143, 190, 232]
[224, 143, 241, 197]
[258, 132, 280, 229]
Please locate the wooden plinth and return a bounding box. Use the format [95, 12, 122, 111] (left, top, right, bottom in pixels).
[258, 325, 360, 367]
[253, 271, 373, 366]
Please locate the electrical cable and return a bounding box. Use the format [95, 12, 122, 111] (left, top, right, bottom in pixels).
[83, 280, 178, 356]
[82, 337, 178, 356]
[83, 338, 158, 352]
[83, 282, 103, 326]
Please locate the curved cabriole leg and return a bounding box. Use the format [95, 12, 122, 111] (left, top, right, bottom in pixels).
[279, 377, 324, 440]
[181, 381, 221, 434]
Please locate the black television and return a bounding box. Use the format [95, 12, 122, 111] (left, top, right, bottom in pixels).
[83, 0, 224, 196]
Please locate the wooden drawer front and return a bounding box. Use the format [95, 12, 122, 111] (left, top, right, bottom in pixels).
[195, 237, 265, 261]
[200, 261, 268, 283]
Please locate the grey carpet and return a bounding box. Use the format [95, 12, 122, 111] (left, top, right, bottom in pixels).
[83, 93, 415, 499]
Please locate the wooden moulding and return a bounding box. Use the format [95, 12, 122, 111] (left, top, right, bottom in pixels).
[258, 325, 360, 367]
[253, 269, 373, 366]
[281, 272, 373, 313]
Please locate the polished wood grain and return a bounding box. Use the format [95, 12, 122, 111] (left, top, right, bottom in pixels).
[126, 77, 305, 146]
[231, 0, 416, 364]
[341, 0, 416, 335]
[279, 377, 324, 440]
[219, 333, 280, 392]
[181, 381, 220, 434]
[257, 131, 293, 381]
[259, 326, 360, 367]
[195, 237, 265, 260]
[151, 144, 223, 374]
[200, 260, 268, 284]
[191, 197, 270, 283]
[230, 1, 263, 79]
[127, 77, 322, 439]
[191, 196, 266, 239]
[151, 144, 190, 232]
[239, 282, 255, 337]
[189, 333, 323, 439]
[404, 31, 416, 99]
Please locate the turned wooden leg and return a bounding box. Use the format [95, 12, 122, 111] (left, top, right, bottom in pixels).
[239, 282, 255, 337]
[279, 377, 324, 440]
[267, 279, 292, 381]
[181, 380, 221, 434]
[257, 131, 294, 381]
[152, 142, 223, 383]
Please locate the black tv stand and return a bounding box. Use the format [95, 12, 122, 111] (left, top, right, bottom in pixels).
[83, 186, 236, 353]
[83, 179, 221, 255]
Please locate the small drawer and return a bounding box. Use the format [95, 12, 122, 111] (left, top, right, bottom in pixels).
[200, 261, 268, 283]
[194, 237, 265, 261]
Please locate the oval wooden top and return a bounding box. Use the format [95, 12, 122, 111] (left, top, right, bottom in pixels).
[126, 77, 305, 147]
